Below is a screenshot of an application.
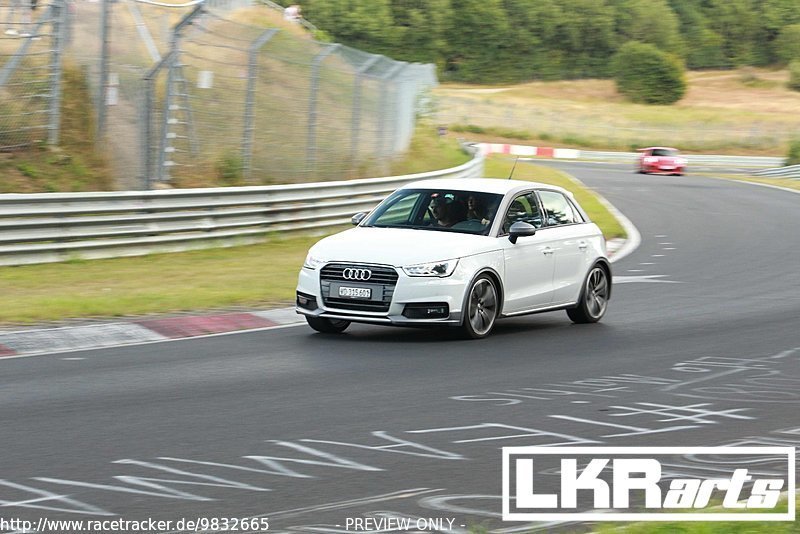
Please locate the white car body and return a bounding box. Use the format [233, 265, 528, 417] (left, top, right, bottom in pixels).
[296, 178, 611, 338]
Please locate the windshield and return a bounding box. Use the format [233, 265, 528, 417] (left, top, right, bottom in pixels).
[362, 188, 504, 235]
[651, 148, 678, 157]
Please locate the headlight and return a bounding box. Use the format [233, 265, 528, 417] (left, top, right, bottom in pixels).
[644, 157, 657, 163]
[303, 253, 326, 270]
[402, 259, 459, 277]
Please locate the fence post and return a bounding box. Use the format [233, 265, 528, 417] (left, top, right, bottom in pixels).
[242, 28, 278, 183]
[306, 44, 339, 177]
[349, 54, 381, 173]
[96, 0, 112, 142]
[157, 57, 176, 184]
[48, 0, 65, 145]
[142, 51, 173, 190]
[376, 62, 406, 161]
[144, 3, 205, 189]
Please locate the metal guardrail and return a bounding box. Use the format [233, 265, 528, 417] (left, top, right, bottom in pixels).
[0, 153, 484, 266]
[754, 164, 800, 179]
[578, 151, 784, 168]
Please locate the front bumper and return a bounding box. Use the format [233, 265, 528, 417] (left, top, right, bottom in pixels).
[295, 265, 465, 327]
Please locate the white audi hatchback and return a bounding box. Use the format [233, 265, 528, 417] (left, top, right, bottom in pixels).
[296, 178, 611, 338]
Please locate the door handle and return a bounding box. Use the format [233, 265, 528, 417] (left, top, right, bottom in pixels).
[542, 247, 554, 256]
[578, 241, 588, 250]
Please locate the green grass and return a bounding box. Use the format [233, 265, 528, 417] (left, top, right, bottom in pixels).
[0, 233, 330, 324]
[485, 156, 627, 240]
[595, 495, 799, 533]
[390, 123, 472, 175]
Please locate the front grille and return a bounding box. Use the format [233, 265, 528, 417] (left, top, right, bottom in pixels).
[320, 263, 398, 313]
[320, 263, 399, 285]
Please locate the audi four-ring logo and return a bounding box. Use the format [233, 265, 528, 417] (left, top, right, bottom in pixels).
[342, 268, 372, 281]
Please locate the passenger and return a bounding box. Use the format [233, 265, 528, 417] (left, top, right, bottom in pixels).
[466, 194, 490, 225]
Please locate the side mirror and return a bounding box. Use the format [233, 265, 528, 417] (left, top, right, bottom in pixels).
[508, 221, 536, 244]
[351, 212, 367, 226]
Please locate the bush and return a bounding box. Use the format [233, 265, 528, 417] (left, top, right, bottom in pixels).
[786, 139, 800, 166]
[611, 41, 687, 105]
[789, 61, 800, 92]
[776, 25, 800, 65]
[215, 151, 244, 186]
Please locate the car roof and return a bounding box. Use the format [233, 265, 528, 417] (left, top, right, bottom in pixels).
[401, 177, 571, 197]
[638, 146, 678, 151]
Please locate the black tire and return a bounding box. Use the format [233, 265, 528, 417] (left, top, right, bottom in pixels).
[462, 274, 499, 339]
[567, 265, 610, 324]
[306, 316, 350, 334]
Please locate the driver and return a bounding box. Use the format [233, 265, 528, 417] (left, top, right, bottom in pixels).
[431, 196, 456, 227]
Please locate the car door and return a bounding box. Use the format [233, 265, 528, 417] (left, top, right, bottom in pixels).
[498, 191, 557, 314]
[538, 190, 596, 304]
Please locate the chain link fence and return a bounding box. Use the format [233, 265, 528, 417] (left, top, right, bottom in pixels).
[64, 0, 436, 190]
[0, 0, 68, 149]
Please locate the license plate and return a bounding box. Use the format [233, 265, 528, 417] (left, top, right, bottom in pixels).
[661, 166, 675, 170]
[338, 286, 371, 299]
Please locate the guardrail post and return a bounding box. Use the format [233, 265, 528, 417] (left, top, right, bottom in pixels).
[307, 44, 339, 177]
[242, 28, 278, 183]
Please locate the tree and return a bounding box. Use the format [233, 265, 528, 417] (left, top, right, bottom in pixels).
[776, 25, 800, 65]
[612, 41, 686, 104]
[667, 0, 727, 68]
[701, 0, 760, 65]
[389, 0, 452, 65]
[614, 0, 685, 58]
[302, 0, 397, 54]
[443, 0, 513, 82]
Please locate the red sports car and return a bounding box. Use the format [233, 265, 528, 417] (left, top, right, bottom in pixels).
[636, 147, 687, 175]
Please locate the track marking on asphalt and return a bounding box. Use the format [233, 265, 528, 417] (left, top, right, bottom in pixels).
[268, 489, 444, 521]
[639, 262, 655, 265]
[614, 275, 682, 284]
[61, 357, 85, 361]
[652, 254, 665, 257]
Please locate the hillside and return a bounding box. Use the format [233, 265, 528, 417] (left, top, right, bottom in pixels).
[434, 68, 800, 155]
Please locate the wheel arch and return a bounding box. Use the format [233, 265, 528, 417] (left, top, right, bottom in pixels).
[592, 258, 612, 300]
[459, 267, 505, 323]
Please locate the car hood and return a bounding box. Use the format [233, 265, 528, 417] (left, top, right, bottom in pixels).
[309, 227, 499, 266]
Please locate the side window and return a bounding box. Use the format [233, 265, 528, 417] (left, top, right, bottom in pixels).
[539, 191, 579, 226]
[501, 192, 543, 234]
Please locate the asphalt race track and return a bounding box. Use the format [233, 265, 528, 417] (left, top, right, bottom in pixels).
[1, 163, 799, 533]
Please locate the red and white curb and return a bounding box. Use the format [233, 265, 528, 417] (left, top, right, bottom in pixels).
[476, 143, 580, 159]
[0, 308, 304, 358]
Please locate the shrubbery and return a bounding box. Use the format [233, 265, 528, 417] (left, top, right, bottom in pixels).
[611, 42, 687, 105]
[789, 61, 800, 92]
[786, 139, 800, 166]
